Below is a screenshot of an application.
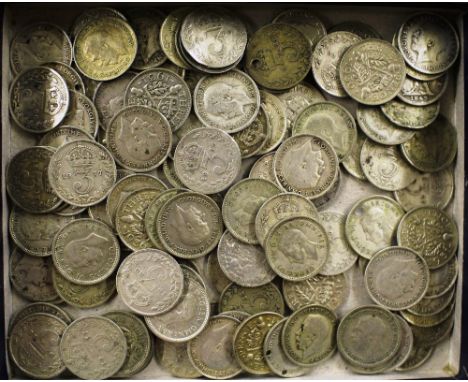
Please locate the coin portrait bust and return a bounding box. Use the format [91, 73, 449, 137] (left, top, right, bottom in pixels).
[278, 228, 319, 265]
[64, 233, 109, 271]
[171, 204, 211, 246]
[294, 314, 330, 359]
[200, 322, 234, 368]
[376, 260, 419, 300]
[358, 206, 391, 247]
[204, 83, 253, 120]
[410, 24, 446, 65]
[118, 116, 161, 161]
[83, 31, 125, 67]
[18, 29, 62, 63]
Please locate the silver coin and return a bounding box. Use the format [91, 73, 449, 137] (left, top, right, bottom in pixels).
[380, 99, 439, 129]
[408, 287, 455, 316]
[54, 203, 87, 217]
[425, 256, 458, 299]
[87, 201, 114, 230]
[341, 131, 367, 180]
[42, 61, 85, 93]
[313, 169, 342, 210]
[388, 315, 415, 371]
[39, 126, 93, 148]
[154, 339, 202, 378]
[8, 302, 72, 332]
[60, 90, 99, 137]
[70, 7, 127, 37]
[249, 152, 278, 185]
[257, 91, 288, 155]
[398, 74, 448, 106]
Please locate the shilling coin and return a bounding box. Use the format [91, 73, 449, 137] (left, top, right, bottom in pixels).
[87, 201, 114, 229]
[318, 211, 358, 275]
[60, 316, 127, 380]
[9, 66, 69, 133]
[408, 287, 455, 317]
[174, 127, 241, 193]
[116, 249, 184, 316]
[155, 340, 202, 378]
[43, 61, 85, 93]
[396, 345, 434, 372]
[157, 192, 223, 259]
[255, 192, 318, 246]
[10, 23, 72, 74]
[329, 21, 381, 39]
[219, 282, 285, 315]
[360, 139, 419, 191]
[265, 216, 329, 281]
[293, 102, 357, 161]
[74, 16, 137, 81]
[401, 115, 458, 173]
[273, 134, 339, 200]
[233, 312, 283, 375]
[380, 99, 439, 129]
[282, 273, 348, 312]
[70, 7, 127, 37]
[188, 315, 243, 379]
[217, 231, 276, 287]
[48, 140, 117, 207]
[425, 256, 458, 299]
[9, 313, 67, 379]
[249, 152, 278, 184]
[60, 90, 99, 137]
[342, 130, 367, 180]
[159, 7, 191, 69]
[232, 105, 270, 158]
[145, 265, 210, 342]
[8, 302, 72, 331]
[394, 168, 454, 211]
[410, 316, 454, 348]
[312, 32, 362, 97]
[282, 304, 338, 366]
[258, 91, 288, 154]
[163, 159, 185, 188]
[39, 126, 93, 148]
[397, 206, 458, 269]
[340, 39, 406, 105]
[398, 75, 448, 106]
[193, 69, 260, 133]
[104, 311, 153, 378]
[52, 218, 120, 285]
[222, 178, 281, 244]
[398, 13, 459, 74]
[7, 146, 62, 213]
[364, 246, 429, 311]
[218, 310, 250, 322]
[245, 23, 311, 90]
[345, 195, 404, 259]
[263, 318, 310, 377]
[401, 299, 455, 328]
[356, 104, 415, 146]
[125, 68, 191, 131]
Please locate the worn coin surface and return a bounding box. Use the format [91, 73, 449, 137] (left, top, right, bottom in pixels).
[43, 61, 85, 93]
[155, 339, 202, 378]
[425, 256, 458, 299]
[163, 159, 185, 188]
[408, 287, 455, 316]
[312, 31, 362, 97]
[9, 313, 67, 379]
[174, 127, 241, 193]
[60, 316, 127, 379]
[345, 195, 404, 259]
[340, 39, 406, 105]
[245, 23, 311, 90]
[232, 105, 270, 158]
[380, 99, 439, 129]
[282, 305, 338, 366]
[396, 345, 434, 372]
[273, 9, 326, 47]
[159, 7, 191, 69]
[364, 246, 429, 310]
[74, 16, 137, 81]
[388, 315, 415, 371]
[258, 91, 288, 155]
[329, 21, 381, 39]
[398, 75, 448, 106]
[39, 126, 93, 148]
[70, 7, 127, 37]
[401, 299, 455, 328]
[397, 206, 458, 269]
[249, 152, 277, 184]
[410, 316, 454, 348]
[342, 130, 367, 180]
[116, 249, 184, 316]
[8, 302, 72, 332]
[60, 90, 99, 137]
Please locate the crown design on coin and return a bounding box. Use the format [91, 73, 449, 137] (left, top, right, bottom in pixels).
[273, 201, 299, 219]
[68, 147, 94, 168]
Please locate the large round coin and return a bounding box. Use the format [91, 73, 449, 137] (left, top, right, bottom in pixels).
[60, 316, 127, 379]
[364, 246, 429, 310]
[174, 127, 241, 193]
[116, 249, 184, 316]
[380, 99, 439, 129]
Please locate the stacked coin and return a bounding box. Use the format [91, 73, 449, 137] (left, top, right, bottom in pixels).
[6, 6, 459, 379]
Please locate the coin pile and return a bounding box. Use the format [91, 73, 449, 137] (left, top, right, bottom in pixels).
[6, 6, 460, 379]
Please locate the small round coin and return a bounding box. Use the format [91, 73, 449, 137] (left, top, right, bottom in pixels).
[398, 74, 448, 106]
[155, 339, 201, 378]
[249, 152, 278, 184]
[380, 99, 439, 129]
[408, 287, 455, 316]
[70, 7, 127, 38]
[8, 302, 72, 331]
[401, 298, 455, 328]
[410, 316, 454, 348]
[425, 256, 458, 299]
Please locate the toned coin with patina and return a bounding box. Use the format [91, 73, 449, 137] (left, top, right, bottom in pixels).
[342, 130, 367, 180]
[116, 249, 184, 316]
[39, 126, 93, 148]
[401, 299, 455, 328]
[43, 61, 85, 93]
[273, 9, 326, 47]
[258, 91, 288, 155]
[396, 346, 434, 372]
[381, 99, 439, 129]
[398, 75, 448, 106]
[249, 153, 277, 184]
[425, 256, 458, 299]
[71, 7, 127, 37]
[408, 287, 455, 317]
[409, 316, 454, 348]
[232, 105, 270, 158]
[155, 339, 201, 378]
[397, 206, 458, 269]
[159, 8, 191, 69]
[8, 303, 71, 334]
[345, 196, 404, 259]
[59, 90, 99, 137]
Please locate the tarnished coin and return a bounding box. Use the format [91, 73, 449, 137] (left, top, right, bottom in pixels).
[159, 7, 191, 69]
[394, 168, 454, 211]
[283, 273, 348, 312]
[174, 127, 241, 193]
[219, 282, 285, 315]
[311, 32, 362, 97]
[398, 75, 448, 106]
[342, 130, 367, 180]
[410, 316, 454, 348]
[397, 206, 458, 269]
[318, 211, 358, 275]
[10, 248, 58, 302]
[396, 346, 434, 372]
[360, 139, 419, 191]
[401, 115, 458, 173]
[218, 310, 250, 322]
[74, 16, 137, 81]
[87, 201, 114, 230]
[145, 265, 210, 342]
[401, 299, 455, 328]
[273, 134, 339, 199]
[217, 231, 276, 287]
[364, 246, 429, 310]
[329, 21, 381, 39]
[263, 318, 310, 377]
[9, 66, 69, 133]
[104, 311, 153, 378]
[381, 99, 439, 129]
[340, 39, 406, 105]
[10, 23, 72, 74]
[245, 23, 311, 90]
[408, 287, 455, 316]
[293, 102, 357, 161]
[258, 91, 288, 154]
[48, 140, 117, 207]
[265, 216, 329, 281]
[188, 315, 243, 379]
[52, 218, 120, 285]
[43, 61, 85, 93]
[222, 178, 280, 244]
[345, 195, 404, 259]
[71, 7, 127, 37]
[125, 68, 191, 131]
[398, 13, 459, 74]
[39, 126, 93, 148]
[282, 305, 338, 366]
[193, 69, 260, 133]
[249, 152, 277, 184]
[425, 256, 458, 299]
[232, 105, 270, 158]
[233, 312, 283, 375]
[60, 316, 127, 380]
[116, 249, 184, 316]
[155, 340, 201, 379]
[9, 313, 67, 379]
[273, 9, 326, 47]
[356, 104, 415, 145]
[8, 303, 72, 331]
[59, 90, 99, 137]
[255, 192, 318, 246]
